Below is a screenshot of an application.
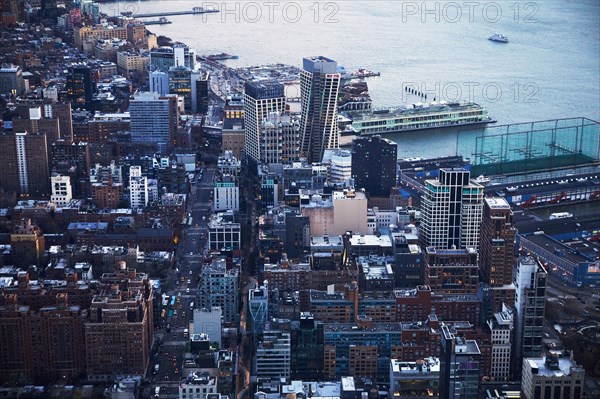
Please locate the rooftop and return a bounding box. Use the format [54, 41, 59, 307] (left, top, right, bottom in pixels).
[390, 357, 440, 375]
[526, 355, 584, 378]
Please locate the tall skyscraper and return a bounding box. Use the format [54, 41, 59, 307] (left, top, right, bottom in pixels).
[420, 168, 484, 250]
[439, 324, 481, 399]
[513, 256, 547, 376]
[0, 132, 49, 197]
[129, 92, 175, 153]
[243, 81, 286, 164]
[66, 65, 94, 110]
[351, 135, 397, 196]
[300, 56, 341, 163]
[479, 197, 517, 315]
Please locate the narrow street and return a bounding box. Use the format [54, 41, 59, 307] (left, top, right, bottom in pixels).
[143, 166, 216, 398]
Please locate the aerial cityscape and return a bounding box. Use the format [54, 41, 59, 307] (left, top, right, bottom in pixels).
[0, 1, 599, 399]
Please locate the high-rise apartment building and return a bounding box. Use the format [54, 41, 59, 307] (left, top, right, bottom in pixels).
[197, 259, 239, 325]
[424, 247, 479, 294]
[299, 56, 341, 163]
[439, 324, 481, 399]
[513, 256, 547, 376]
[129, 165, 148, 209]
[420, 168, 484, 250]
[0, 292, 87, 383]
[479, 197, 517, 315]
[260, 112, 301, 164]
[66, 64, 94, 109]
[254, 327, 291, 380]
[0, 132, 49, 197]
[487, 309, 513, 381]
[84, 262, 154, 380]
[351, 135, 397, 196]
[10, 219, 45, 267]
[129, 92, 175, 153]
[243, 81, 286, 163]
[290, 313, 324, 381]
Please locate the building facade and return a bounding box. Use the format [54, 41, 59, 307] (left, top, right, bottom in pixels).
[243, 81, 286, 164]
[129, 92, 175, 154]
[351, 135, 397, 196]
[514, 256, 547, 375]
[0, 132, 49, 198]
[299, 56, 341, 163]
[439, 324, 481, 399]
[420, 168, 484, 250]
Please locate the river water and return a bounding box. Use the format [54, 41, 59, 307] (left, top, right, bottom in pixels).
[103, 0, 600, 158]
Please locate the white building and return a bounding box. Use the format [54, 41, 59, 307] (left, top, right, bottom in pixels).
[178, 371, 217, 399]
[420, 168, 483, 250]
[192, 307, 222, 346]
[327, 149, 352, 182]
[373, 208, 399, 232]
[487, 309, 513, 381]
[254, 328, 291, 380]
[129, 166, 148, 209]
[50, 175, 72, 206]
[213, 176, 239, 212]
[148, 70, 169, 95]
[521, 354, 585, 399]
[74, 262, 93, 281]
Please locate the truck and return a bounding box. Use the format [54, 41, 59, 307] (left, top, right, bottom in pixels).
[154, 364, 159, 374]
[155, 386, 160, 397]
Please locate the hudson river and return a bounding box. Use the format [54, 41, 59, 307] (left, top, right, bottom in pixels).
[103, 0, 600, 158]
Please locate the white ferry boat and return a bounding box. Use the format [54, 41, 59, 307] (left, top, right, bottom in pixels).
[549, 212, 573, 220]
[345, 102, 495, 136]
[489, 33, 509, 43]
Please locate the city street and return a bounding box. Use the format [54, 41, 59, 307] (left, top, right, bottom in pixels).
[143, 166, 216, 398]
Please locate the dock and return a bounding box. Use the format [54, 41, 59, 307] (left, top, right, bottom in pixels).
[127, 8, 219, 18]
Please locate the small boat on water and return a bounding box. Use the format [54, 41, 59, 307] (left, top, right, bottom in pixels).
[488, 33, 509, 43]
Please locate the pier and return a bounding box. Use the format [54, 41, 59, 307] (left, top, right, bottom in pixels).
[130, 7, 219, 18]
